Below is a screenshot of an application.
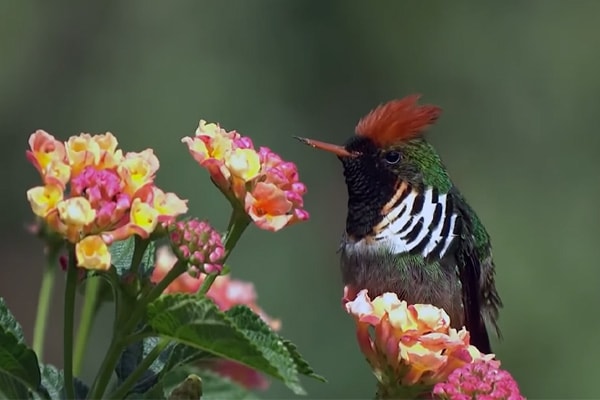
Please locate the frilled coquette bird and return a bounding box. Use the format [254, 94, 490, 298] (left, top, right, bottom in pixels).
[297, 95, 502, 353]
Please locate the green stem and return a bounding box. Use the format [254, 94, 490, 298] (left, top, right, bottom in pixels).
[73, 276, 101, 376]
[129, 236, 150, 274]
[86, 333, 123, 400]
[196, 273, 218, 297]
[108, 338, 169, 399]
[32, 251, 58, 361]
[124, 260, 188, 333]
[63, 246, 78, 400]
[222, 208, 251, 261]
[198, 207, 250, 297]
[87, 259, 187, 399]
[196, 208, 250, 297]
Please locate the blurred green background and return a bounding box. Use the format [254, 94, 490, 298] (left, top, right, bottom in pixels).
[2, 1, 599, 398]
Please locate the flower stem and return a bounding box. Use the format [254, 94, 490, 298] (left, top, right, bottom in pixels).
[32, 250, 58, 361]
[108, 338, 168, 399]
[73, 276, 101, 376]
[63, 246, 78, 399]
[126, 260, 187, 329]
[129, 235, 150, 274]
[197, 207, 250, 297]
[86, 332, 123, 400]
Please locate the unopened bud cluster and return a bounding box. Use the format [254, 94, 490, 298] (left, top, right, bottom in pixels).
[433, 359, 524, 400]
[169, 219, 225, 274]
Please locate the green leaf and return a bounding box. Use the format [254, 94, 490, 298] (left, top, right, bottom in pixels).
[147, 294, 322, 395]
[0, 327, 41, 398]
[110, 236, 136, 275]
[0, 372, 31, 399]
[280, 340, 326, 383]
[38, 364, 61, 400]
[197, 369, 259, 400]
[109, 237, 156, 277]
[0, 298, 25, 343]
[163, 344, 212, 374]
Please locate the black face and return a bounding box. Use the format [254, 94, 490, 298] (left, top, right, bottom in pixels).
[339, 136, 398, 239]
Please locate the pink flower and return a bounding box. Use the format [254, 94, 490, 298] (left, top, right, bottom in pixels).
[182, 121, 309, 232]
[433, 359, 525, 400]
[168, 219, 225, 275]
[25, 130, 188, 270]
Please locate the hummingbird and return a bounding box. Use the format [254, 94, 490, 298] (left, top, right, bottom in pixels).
[296, 95, 502, 353]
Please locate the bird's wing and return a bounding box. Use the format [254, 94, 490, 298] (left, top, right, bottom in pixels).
[450, 189, 502, 354]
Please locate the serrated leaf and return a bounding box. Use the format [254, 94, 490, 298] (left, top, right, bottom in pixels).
[147, 294, 316, 395]
[38, 364, 62, 400]
[280, 340, 326, 382]
[163, 344, 212, 373]
[139, 241, 156, 280]
[0, 298, 25, 343]
[223, 306, 304, 393]
[109, 237, 156, 278]
[110, 237, 136, 275]
[34, 364, 88, 400]
[0, 327, 41, 398]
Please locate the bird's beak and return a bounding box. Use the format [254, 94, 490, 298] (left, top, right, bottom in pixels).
[294, 136, 359, 158]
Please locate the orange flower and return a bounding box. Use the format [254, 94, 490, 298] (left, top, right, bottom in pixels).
[345, 289, 494, 390]
[244, 182, 294, 232]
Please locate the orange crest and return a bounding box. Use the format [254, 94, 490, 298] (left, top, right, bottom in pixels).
[355, 95, 442, 147]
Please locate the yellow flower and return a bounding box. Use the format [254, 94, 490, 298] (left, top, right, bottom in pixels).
[93, 132, 123, 169]
[26, 130, 67, 172]
[26, 185, 63, 217]
[75, 235, 111, 270]
[56, 197, 96, 227]
[66, 133, 101, 176]
[226, 148, 261, 182]
[129, 198, 159, 238]
[118, 149, 160, 196]
[43, 160, 71, 188]
[149, 187, 189, 221]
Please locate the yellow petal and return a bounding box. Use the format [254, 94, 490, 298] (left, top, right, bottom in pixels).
[56, 197, 96, 226]
[27, 185, 63, 217]
[130, 198, 159, 237]
[226, 148, 261, 182]
[76, 235, 111, 270]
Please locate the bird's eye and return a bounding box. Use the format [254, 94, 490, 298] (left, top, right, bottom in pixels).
[384, 151, 401, 165]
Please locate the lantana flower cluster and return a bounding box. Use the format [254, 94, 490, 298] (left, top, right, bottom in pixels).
[433, 359, 524, 400]
[182, 120, 309, 232]
[151, 245, 279, 389]
[345, 289, 495, 389]
[26, 130, 188, 270]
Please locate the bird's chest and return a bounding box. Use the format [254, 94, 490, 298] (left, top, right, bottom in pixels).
[339, 187, 464, 322]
